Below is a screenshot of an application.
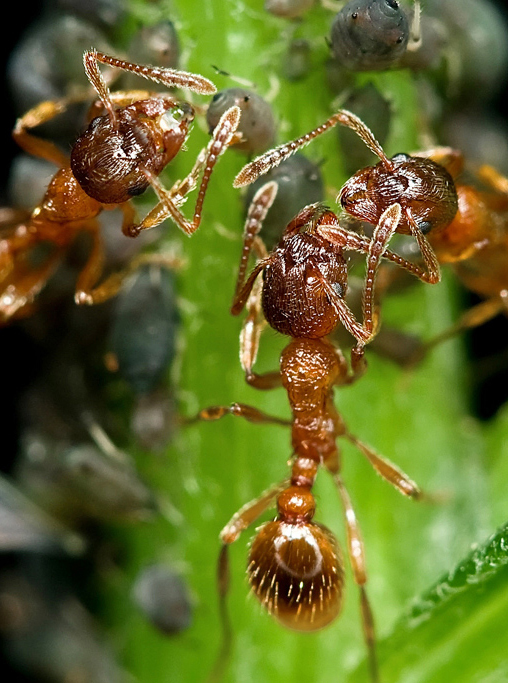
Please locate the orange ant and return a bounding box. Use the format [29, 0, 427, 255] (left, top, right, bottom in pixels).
[398, 148, 508, 352]
[1, 49, 240, 321]
[192, 178, 432, 682]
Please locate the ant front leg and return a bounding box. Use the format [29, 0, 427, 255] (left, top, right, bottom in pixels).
[188, 402, 290, 427]
[316, 203, 403, 350]
[130, 105, 241, 237]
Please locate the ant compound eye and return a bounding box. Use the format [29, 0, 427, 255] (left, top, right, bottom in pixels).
[248, 519, 344, 631]
[417, 220, 432, 235]
[391, 153, 410, 163]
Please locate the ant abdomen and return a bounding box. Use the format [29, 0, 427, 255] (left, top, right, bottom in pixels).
[263, 231, 348, 338]
[340, 154, 458, 235]
[248, 487, 344, 631]
[71, 101, 194, 204]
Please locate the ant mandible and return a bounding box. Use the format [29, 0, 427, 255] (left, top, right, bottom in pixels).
[234, 108, 458, 288]
[193, 180, 428, 682]
[1, 49, 240, 320]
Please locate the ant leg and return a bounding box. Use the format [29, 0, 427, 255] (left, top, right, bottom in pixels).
[208, 481, 288, 682]
[234, 109, 390, 187]
[405, 209, 440, 284]
[476, 164, 508, 195]
[127, 106, 241, 237]
[188, 402, 290, 427]
[407, 294, 507, 366]
[75, 227, 182, 305]
[232, 181, 278, 309]
[316, 204, 403, 346]
[89, 49, 217, 96]
[334, 475, 379, 683]
[345, 431, 421, 499]
[12, 100, 73, 167]
[0, 249, 63, 321]
[318, 208, 440, 287]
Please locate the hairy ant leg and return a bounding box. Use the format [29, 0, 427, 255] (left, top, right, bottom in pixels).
[138, 105, 241, 237]
[344, 431, 422, 499]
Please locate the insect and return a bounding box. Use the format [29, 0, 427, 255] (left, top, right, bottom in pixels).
[234, 108, 459, 287]
[192, 180, 430, 681]
[402, 149, 508, 353]
[264, 0, 316, 20]
[206, 87, 276, 155]
[1, 49, 240, 321]
[329, 0, 422, 71]
[108, 262, 181, 450]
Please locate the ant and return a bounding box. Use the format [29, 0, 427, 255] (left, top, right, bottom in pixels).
[1, 49, 240, 321]
[192, 179, 431, 682]
[234, 108, 459, 291]
[400, 148, 508, 354]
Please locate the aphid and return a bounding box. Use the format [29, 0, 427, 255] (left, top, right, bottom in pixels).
[18, 432, 157, 525]
[206, 88, 276, 154]
[123, 20, 180, 89]
[194, 182, 428, 680]
[264, 0, 315, 19]
[234, 108, 459, 286]
[281, 38, 312, 82]
[132, 564, 193, 635]
[7, 14, 114, 146]
[243, 152, 325, 249]
[0, 473, 84, 554]
[108, 263, 180, 449]
[329, 0, 421, 71]
[1, 49, 240, 320]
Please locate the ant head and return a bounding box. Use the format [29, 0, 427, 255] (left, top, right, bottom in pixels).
[248, 495, 344, 631]
[339, 153, 458, 236]
[71, 99, 194, 205]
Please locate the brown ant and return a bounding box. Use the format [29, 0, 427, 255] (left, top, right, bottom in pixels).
[1, 49, 240, 321]
[234, 108, 459, 288]
[192, 180, 430, 682]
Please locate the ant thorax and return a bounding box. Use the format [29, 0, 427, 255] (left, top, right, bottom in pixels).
[262, 231, 348, 338]
[340, 153, 458, 236]
[71, 100, 194, 205]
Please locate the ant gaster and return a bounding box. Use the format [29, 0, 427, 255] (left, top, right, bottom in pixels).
[194, 181, 427, 682]
[234, 108, 458, 288]
[1, 49, 240, 320]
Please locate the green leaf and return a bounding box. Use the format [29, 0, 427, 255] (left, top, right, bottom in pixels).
[98, 2, 508, 682]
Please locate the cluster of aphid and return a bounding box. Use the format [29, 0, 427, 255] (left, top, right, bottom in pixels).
[2, 0, 508, 681]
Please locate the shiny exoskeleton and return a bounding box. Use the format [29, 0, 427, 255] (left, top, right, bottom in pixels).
[0, 50, 240, 321]
[329, 0, 421, 71]
[195, 183, 424, 681]
[235, 108, 458, 286]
